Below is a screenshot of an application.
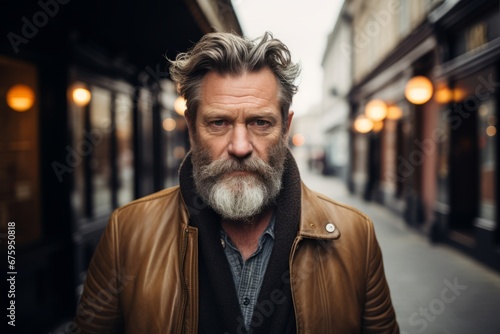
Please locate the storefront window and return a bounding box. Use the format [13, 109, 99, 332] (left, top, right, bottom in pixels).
[353, 133, 368, 193]
[381, 119, 397, 195]
[449, 67, 496, 229]
[0, 57, 41, 244]
[478, 100, 496, 220]
[89, 86, 112, 216]
[453, 10, 500, 58]
[69, 88, 86, 221]
[115, 93, 134, 206]
[437, 109, 450, 204]
[395, 116, 414, 199]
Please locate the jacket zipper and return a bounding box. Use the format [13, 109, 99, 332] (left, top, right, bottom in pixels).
[175, 228, 190, 334]
[188, 229, 198, 334]
[289, 236, 302, 332]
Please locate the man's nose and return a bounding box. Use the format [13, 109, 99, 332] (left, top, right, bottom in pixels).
[227, 125, 253, 158]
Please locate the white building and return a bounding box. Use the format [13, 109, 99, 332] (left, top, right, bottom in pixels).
[320, 0, 353, 180]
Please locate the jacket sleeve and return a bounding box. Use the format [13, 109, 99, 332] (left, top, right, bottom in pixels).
[362, 218, 399, 333]
[74, 210, 127, 333]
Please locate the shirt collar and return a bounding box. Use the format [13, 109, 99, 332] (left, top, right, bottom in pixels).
[263, 210, 276, 240]
[220, 210, 276, 250]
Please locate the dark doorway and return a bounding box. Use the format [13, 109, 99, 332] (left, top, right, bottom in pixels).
[448, 101, 479, 232]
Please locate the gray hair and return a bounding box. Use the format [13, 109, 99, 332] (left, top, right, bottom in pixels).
[169, 31, 301, 131]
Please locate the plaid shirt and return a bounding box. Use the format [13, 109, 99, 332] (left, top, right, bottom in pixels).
[220, 213, 276, 330]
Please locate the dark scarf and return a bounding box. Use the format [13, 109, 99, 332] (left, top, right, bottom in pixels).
[179, 150, 301, 334]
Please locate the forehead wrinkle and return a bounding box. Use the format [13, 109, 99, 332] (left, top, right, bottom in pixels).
[202, 82, 277, 100]
[201, 105, 279, 120]
[205, 95, 276, 109]
[200, 93, 279, 116]
[199, 69, 281, 115]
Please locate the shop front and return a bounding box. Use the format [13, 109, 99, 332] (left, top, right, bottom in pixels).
[431, 0, 499, 270]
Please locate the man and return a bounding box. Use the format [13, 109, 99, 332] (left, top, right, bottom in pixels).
[75, 32, 399, 333]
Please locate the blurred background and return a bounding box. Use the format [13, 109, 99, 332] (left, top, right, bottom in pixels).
[1, 0, 499, 333]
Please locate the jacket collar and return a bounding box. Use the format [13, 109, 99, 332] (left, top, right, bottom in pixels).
[298, 182, 341, 240]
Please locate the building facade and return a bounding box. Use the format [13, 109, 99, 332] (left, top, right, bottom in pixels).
[0, 0, 241, 331]
[430, 0, 499, 270]
[336, 0, 499, 271]
[320, 1, 353, 180]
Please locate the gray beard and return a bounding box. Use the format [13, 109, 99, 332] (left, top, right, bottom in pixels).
[191, 138, 288, 221]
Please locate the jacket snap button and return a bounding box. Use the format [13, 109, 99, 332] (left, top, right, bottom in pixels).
[325, 223, 335, 233]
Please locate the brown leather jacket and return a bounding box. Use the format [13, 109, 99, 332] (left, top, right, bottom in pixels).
[75, 183, 399, 333]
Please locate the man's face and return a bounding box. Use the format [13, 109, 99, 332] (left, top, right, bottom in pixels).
[189, 68, 293, 220]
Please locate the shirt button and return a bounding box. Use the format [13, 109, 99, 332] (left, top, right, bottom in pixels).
[325, 223, 335, 233]
[243, 297, 250, 306]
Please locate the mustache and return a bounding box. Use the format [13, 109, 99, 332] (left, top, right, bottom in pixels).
[190, 136, 288, 192]
[197, 155, 275, 182]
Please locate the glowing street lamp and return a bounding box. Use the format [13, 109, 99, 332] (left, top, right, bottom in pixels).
[353, 115, 374, 134]
[365, 99, 387, 122]
[71, 84, 92, 107]
[434, 84, 453, 104]
[386, 105, 403, 120]
[405, 76, 433, 104]
[7, 84, 35, 112]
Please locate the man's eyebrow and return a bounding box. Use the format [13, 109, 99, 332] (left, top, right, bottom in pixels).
[246, 113, 279, 123]
[201, 108, 278, 118]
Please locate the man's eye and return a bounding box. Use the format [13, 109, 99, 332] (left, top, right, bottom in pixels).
[254, 120, 270, 127]
[212, 120, 225, 126]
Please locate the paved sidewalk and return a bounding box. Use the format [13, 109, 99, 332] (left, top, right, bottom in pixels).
[299, 164, 500, 334]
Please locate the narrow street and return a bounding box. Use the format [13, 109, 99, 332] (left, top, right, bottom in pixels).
[298, 162, 500, 334]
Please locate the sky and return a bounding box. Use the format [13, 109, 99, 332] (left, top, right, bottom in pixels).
[232, 0, 343, 116]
